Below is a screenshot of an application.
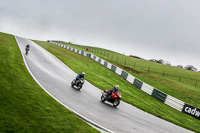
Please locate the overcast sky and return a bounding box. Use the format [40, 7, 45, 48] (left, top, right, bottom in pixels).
[0, 0, 200, 70]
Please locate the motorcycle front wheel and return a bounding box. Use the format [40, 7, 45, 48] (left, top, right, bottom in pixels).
[101, 95, 106, 102]
[113, 99, 120, 107]
[77, 84, 82, 90]
[71, 80, 75, 87]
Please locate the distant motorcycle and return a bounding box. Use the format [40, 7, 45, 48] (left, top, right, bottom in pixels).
[101, 89, 122, 107]
[71, 78, 85, 90]
[25, 47, 30, 55]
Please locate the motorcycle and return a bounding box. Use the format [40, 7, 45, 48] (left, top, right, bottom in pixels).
[71, 78, 85, 90]
[25, 47, 30, 55]
[101, 89, 122, 107]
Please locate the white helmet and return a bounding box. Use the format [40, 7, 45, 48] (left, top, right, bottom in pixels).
[82, 72, 85, 75]
[115, 85, 119, 91]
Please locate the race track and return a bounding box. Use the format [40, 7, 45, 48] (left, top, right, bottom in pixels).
[16, 36, 193, 133]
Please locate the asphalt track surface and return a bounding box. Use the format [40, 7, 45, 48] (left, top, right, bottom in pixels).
[16, 36, 193, 133]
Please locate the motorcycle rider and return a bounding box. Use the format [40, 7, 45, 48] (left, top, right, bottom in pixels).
[107, 85, 119, 99]
[76, 72, 85, 82]
[26, 44, 30, 49]
[25, 44, 30, 54]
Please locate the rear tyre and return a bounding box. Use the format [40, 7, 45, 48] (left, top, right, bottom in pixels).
[113, 99, 120, 107]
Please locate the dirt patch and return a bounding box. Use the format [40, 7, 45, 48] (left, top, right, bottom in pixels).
[111, 62, 143, 74]
[123, 66, 142, 74]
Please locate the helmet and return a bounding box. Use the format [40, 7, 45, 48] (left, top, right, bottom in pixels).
[82, 72, 85, 75]
[115, 85, 119, 91]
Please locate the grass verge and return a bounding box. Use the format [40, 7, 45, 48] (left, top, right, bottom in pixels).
[0, 32, 99, 133]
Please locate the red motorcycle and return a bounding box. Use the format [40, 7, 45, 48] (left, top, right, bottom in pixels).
[101, 89, 122, 107]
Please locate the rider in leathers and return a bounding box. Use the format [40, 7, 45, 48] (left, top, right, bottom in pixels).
[107, 85, 119, 100]
[25, 44, 30, 54]
[76, 72, 85, 82]
[26, 44, 30, 49]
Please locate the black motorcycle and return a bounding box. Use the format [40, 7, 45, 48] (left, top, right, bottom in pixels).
[71, 78, 85, 90]
[25, 47, 30, 55]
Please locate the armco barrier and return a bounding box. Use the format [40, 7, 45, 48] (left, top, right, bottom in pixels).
[133, 78, 143, 89]
[98, 58, 101, 64]
[165, 95, 184, 112]
[104, 61, 108, 67]
[48, 41, 200, 120]
[116, 67, 123, 76]
[111, 65, 117, 72]
[141, 83, 154, 95]
[100, 59, 105, 65]
[95, 56, 99, 62]
[152, 89, 167, 103]
[93, 55, 96, 60]
[126, 74, 135, 84]
[107, 62, 112, 70]
[121, 71, 128, 80]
